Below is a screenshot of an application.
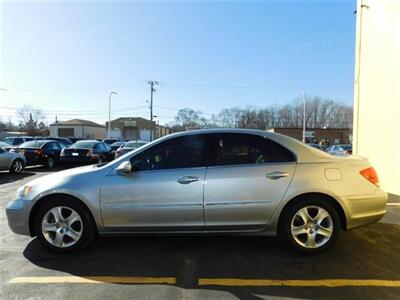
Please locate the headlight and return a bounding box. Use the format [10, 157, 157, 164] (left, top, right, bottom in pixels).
[16, 185, 32, 198]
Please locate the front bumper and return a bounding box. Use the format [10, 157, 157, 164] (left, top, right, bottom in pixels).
[6, 199, 32, 236]
[344, 187, 388, 230]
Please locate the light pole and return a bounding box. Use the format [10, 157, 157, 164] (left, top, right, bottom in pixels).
[299, 91, 306, 143]
[108, 91, 117, 139]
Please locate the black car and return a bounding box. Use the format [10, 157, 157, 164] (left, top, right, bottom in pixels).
[60, 140, 111, 164]
[45, 137, 73, 147]
[102, 138, 120, 145]
[11, 140, 65, 168]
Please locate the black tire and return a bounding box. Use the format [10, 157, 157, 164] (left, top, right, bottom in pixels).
[9, 158, 24, 174]
[278, 197, 341, 254]
[34, 198, 96, 253]
[46, 156, 55, 168]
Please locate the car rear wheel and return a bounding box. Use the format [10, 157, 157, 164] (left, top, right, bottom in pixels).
[34, 199, 96, 253]
[46, 156, 55, 168]
[279, 198, 340, 254]
[9, 159, 24, 174]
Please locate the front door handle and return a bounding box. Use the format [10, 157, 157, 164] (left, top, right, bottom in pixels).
[177, 176, 199, 184]
[266, 171, 290, 180]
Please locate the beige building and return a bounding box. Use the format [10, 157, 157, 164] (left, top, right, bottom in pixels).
[50, 119, 106, 139]
[106, 117, 171, 141]
[353, 0, 400, 200]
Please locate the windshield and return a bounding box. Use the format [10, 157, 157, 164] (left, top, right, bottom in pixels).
[70, 141, 97, 149]
[124, 141, 147, 148]
[19, 141, 47, 148]
[2, 137, 13, 145]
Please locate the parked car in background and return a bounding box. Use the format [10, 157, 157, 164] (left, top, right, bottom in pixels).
[109, 141, 125, 158]
[6, 129, 387, 254]
[10, 140, 65, 168]
[0, 141, 15, 151]
[0, 147, 26, 174]
[114, 140, 148, 159]
[2, 136, 34, 147]
[60, 140, 110, 164]
[67, 137, 83, 144]
[326, 144, 352, 156]
[35, 137, 72, 147]
[306, 143, 326, 151]
[102, 138, 120, 145]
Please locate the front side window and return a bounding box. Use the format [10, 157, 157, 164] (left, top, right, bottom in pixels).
[133, 135, 206, 171]
[212, 133, 295, 166]
[13, 138, 23, 145]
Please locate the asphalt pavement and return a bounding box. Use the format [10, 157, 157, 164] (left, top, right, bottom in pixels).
[1, 166, 399, 300]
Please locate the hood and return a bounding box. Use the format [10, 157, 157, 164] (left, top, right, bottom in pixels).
[21, 164, 112, 201]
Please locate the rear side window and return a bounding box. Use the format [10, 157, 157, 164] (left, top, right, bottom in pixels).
[133, 135, 206, 171]
[212, 133, 295, 166]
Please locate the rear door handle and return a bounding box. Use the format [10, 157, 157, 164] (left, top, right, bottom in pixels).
[266, 171, 290, 180]
[177, 176, 200, 184]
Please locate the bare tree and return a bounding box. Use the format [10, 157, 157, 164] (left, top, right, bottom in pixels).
[17, 105, 45, 135]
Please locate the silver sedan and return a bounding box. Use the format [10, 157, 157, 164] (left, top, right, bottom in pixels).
[6, 129, 387, 254]
[0, 146, 26, 174]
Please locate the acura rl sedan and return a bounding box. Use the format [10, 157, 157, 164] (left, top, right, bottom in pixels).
[6, 129, 387, 254]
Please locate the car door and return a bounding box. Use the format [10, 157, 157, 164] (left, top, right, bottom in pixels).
[0, 148, 8, 169]
[204, 133, 296, 231]
[100, 134, 209, 232]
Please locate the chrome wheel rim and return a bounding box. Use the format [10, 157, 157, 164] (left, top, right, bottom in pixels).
[13, 160, 23, 173]
[291, 206, 333, 249]
[41, 206, 83, 248]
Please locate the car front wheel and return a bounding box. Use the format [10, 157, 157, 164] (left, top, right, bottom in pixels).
[279, 198, 341, 254]
[34, 199, 96, 253]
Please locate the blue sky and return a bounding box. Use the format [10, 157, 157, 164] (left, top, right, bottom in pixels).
[0, 0, 356, 125]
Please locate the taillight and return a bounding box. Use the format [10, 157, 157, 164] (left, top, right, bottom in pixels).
[34, 149, 43, 155]
[360, 167, 379, 186]
[87, 149, 93, 157]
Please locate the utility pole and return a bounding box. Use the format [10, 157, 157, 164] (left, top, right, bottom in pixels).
[108, 91, 117, 139]
[299, 91, 306, 143]
[147, 81, 158, 141]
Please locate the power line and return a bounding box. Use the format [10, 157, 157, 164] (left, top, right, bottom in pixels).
[160, 81, 353, 90]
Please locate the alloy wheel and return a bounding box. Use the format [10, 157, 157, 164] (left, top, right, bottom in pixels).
[290, 205, 333, 249]
[13, 160, 23, 173]
[41, 206, 83, 248]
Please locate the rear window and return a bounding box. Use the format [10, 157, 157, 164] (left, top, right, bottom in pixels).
[71, 141, 97, 149]
[19, 141, 47, 148]
[342, 145, 352, 150]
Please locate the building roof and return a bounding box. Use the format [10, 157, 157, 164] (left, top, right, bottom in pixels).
[50, 119, 105, 128]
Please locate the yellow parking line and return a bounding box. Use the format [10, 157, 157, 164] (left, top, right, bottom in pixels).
[9, 276, 176, 284]
[198, 278, 400, 287]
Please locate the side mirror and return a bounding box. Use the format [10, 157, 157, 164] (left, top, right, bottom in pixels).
[115, 161, 132, 175]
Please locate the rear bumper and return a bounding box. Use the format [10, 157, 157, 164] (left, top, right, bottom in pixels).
[344, 188, 388, 230]
[60, 156, 96, 163]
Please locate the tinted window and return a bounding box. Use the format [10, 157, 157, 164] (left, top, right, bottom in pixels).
[212, 133, 295, 166]
[13, 138, 23, 145]
[46, 142, 60, 150]
[133, 135, 206, 171]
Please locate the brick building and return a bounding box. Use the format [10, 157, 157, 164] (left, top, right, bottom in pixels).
[269, 128, 352, 146]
